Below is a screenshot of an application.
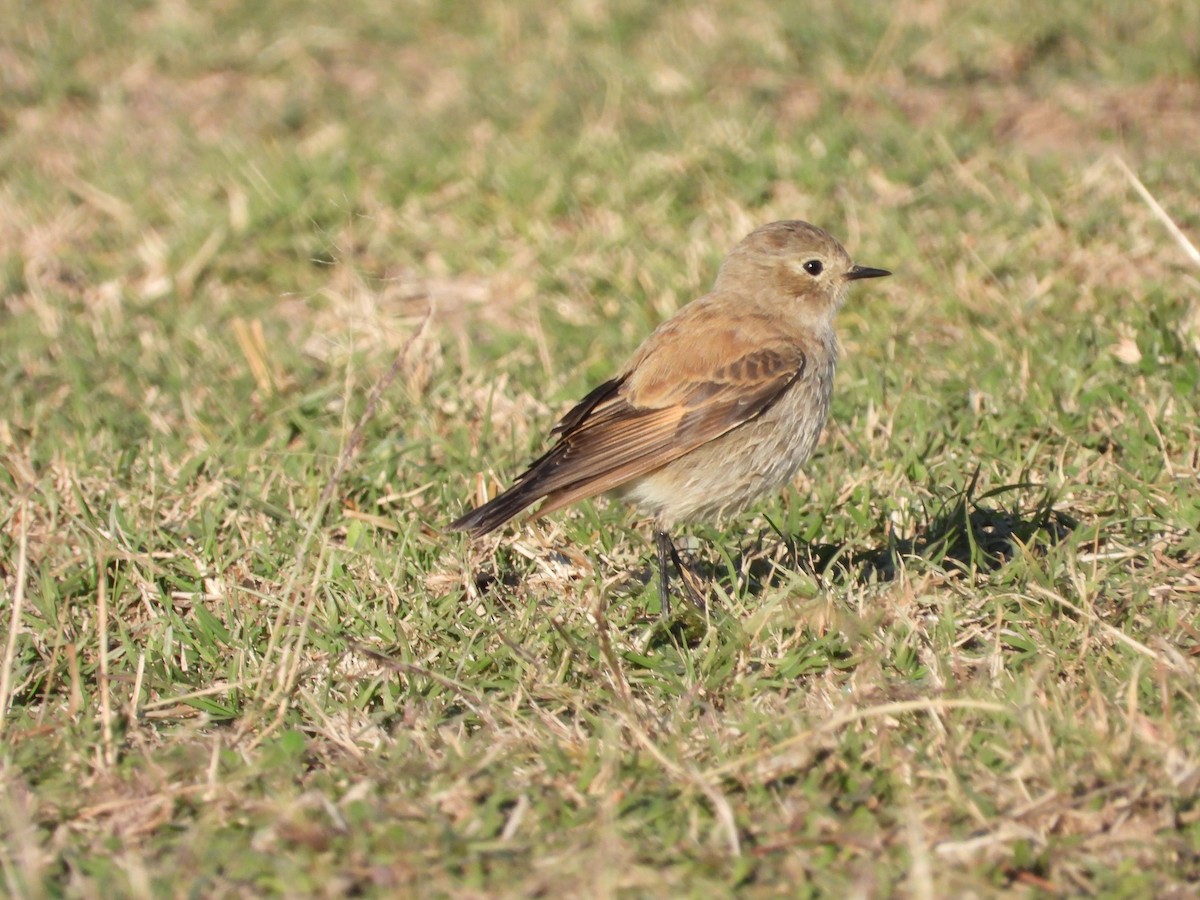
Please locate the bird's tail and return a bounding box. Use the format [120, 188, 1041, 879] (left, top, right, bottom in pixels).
[451, 376, 625, 538]
[447, 478, 545, 538]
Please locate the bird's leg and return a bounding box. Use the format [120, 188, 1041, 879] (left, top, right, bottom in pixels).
[656, 528, 705, 616]
[668, 536, 706, 612]
[655, 529, 673, 619]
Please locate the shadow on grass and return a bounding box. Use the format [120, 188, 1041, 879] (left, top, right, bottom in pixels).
[622, 474, 1079, 613]
[745, 474, 1078, 595]
[464, 476, 1078, 630]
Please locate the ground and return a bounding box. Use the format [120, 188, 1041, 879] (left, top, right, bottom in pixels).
[1, 1, 1199, 896]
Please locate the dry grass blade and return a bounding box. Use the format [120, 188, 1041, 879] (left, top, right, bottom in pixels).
[1112, 154, 1200, 268]
[706, 699, 1013, 781]
[239, 303, 434, 748]
[1028, 584, 1170, 666]
[0, 500, 30, 737]
[96, 561, 114, 767]
[594, 600, 741, 857]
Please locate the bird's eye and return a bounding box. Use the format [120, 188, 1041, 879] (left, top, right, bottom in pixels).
[803, 260, 823, 276]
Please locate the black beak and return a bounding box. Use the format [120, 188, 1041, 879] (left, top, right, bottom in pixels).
[846, 265, 891, 281]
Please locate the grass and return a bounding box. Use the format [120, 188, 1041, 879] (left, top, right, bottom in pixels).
[2, 0, 1200, 895]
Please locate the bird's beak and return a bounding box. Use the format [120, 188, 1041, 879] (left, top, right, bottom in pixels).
[846, 265, 891, 280]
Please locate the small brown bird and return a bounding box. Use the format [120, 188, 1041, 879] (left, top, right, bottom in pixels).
[450, 220, 889, 613]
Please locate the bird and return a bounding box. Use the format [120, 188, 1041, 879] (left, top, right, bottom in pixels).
[450, 220, 890, 615]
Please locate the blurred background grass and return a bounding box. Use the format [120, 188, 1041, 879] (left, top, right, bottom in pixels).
[2, 0, 1199, 895]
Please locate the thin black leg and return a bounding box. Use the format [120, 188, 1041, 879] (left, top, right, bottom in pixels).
[655, 528, 705, 616]
[655, 529, 672, 618]
[667, 534, 705, 611]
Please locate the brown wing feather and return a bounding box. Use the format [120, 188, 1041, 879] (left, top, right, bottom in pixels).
[550, 376, 624, 436]
[449, 304, 808, 536]
[532, 342, 805, 516]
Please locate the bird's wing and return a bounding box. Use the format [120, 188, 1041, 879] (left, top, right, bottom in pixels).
[528, 321, 808, 516]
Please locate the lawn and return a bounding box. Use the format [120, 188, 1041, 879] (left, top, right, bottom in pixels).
[2, 1, 1199, 895]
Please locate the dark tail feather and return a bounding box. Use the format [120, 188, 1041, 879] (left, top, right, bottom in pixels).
[452, 376, 625, 539]
[448, 479, 546, 538]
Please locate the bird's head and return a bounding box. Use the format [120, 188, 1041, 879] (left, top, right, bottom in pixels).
[715, 220, 890, 325]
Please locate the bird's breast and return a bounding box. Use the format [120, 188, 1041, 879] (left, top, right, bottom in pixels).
[619, 351, 836, 526]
